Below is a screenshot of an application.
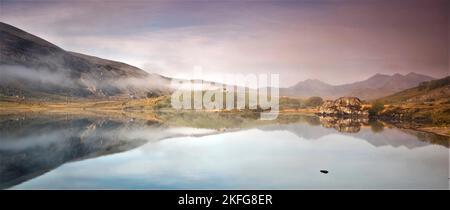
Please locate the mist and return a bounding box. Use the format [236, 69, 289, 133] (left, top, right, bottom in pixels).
[0, 65, 77, 88]
[0, 64, 172, 98]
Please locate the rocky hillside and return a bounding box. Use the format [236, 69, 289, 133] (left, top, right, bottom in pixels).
[0, 22, 170, 100]
[376, 76, 450, 104]
[281, 73, 435, 100]
[374, 76, 450, 133]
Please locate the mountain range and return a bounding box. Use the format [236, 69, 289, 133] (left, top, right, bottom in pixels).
[280, 72, 435, 100]
[0, 22, 170, 100]
[0, 22, 439, 101]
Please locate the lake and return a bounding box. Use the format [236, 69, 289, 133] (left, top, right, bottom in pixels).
[1, 112, 448, 189]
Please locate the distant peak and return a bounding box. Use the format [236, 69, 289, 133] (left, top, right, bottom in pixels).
[375, 73, 389, 76]
[369, 73, 389, 79]
[301, 79, 329, 85]
[304, 78, 322, 82]
[404, 72, 435, 79]
[291, 78, 331, 88]
[370, 72, 432, 79]
[406, 72, 421, 76]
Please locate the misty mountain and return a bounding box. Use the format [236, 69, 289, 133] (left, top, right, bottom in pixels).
[281, 72, 435, 100]
[0, 22, 437, 101]
[0, 22, 170, 100]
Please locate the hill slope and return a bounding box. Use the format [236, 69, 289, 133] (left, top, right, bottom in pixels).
[377, 76, 450, 104]
[0, 22, 170, 100]
[374, 76, 450, 135]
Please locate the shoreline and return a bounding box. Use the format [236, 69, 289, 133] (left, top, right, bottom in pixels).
[387, 123, 450, 138]
[1, 100, 449, 138]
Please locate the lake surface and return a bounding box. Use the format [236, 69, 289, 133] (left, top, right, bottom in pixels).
[1, 113, 448, 189]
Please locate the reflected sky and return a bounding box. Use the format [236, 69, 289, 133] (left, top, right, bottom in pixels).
[11, 127, 449, 189]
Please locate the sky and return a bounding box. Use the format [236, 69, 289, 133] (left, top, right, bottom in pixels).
[0, 0, 448, 87]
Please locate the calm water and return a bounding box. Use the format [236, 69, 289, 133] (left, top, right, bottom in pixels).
[1, 113, 448, 189]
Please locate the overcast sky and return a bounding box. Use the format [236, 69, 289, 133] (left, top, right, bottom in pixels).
[1, 0, 448, 87]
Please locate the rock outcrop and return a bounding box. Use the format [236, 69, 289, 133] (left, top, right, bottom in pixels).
[317, 97, 368, 116]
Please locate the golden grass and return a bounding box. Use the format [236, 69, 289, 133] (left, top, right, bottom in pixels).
[0, 97, 166, 122]
[417, 127, 450, 137]
[0, 97, 163, 111]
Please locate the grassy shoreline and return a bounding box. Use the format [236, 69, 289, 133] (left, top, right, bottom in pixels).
[1, 98, 449, 137]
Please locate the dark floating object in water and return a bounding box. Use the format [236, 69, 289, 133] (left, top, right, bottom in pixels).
[320, 170, 329, 174]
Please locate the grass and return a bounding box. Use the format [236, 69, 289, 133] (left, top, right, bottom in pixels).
[377, 76, 449, 104]
[368, 76, 450, 136]
[0, 94, 319, 129]
[2, 89, 449, 137]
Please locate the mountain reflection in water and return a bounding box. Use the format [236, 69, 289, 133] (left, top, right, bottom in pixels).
[0, 112, 448, 189]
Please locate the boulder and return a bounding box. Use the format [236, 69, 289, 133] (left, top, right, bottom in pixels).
[317, 97, 368, 116]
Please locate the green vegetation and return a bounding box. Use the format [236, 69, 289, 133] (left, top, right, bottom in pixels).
[153, 90, 323, 112]
[369, 120, 384, 133]
[305, 96, 323, 107]
[279, 97, 302, 110]
[369, 101, 384, 116]
[279, 96, 323, 110]
[417, 76, 449, 91]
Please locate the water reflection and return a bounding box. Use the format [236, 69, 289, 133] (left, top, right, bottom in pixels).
[0, 113, 216, 189]
[318, 116, 368, 133]
[0, 113, 448, 189]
